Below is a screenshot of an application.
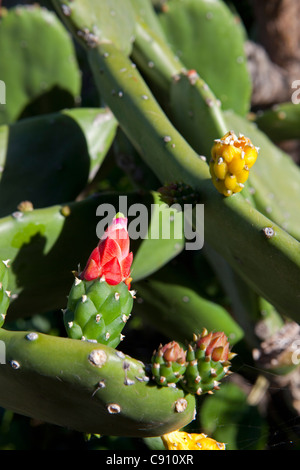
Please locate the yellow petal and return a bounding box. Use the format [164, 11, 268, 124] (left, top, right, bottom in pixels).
[214, 160, 228, 180]
[224, 174, 237, 191]
[244, 147, 258, 168]
[161, 430, 226, 450]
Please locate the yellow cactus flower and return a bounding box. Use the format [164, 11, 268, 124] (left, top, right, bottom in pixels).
[161, 430, 226, 450]
[210, 131, 259, 197]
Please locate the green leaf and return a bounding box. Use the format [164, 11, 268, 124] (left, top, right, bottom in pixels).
[0, 5, 81, 125]
[254, 102, 300, 142]
[200, 382, 268, 450]
[53, 0, 136, 56]
[63, 108, 118, 182]
[158, 0, 251, 115]
[135, 260, 244, 346]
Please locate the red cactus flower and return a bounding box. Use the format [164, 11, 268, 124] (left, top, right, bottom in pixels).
[80, 213, 133, 288]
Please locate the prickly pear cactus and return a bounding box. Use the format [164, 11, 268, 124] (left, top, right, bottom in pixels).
[64, 213, 135, 347]
[0, 0, 300, 451]
[157, 0, 252, 115]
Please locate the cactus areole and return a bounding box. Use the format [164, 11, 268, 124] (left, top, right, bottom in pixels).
[80, 213, 133, 289]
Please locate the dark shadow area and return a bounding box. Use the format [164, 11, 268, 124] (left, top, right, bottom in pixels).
[0, 113, 91, 217]
[18, 86, 78, 121]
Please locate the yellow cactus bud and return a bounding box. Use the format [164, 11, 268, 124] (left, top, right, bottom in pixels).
[244, 147, 258, 168]
[222, 146, 238, 163]
[235, 167, 249, 184]
[210, 131, 259, 196]
[224, 174, 237, 192]
[161, 430, 226, 450]
[214, 159, 227, 180]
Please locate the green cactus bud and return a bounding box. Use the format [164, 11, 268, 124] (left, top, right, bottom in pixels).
[64, 277, 134, 348]
[151, 341, 187, 386]
[181, 329, 235, 395]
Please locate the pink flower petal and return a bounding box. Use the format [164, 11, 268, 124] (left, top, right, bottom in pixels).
[81, 247, 102, 281]
[99, 237, 122, 265]
[121, 252, 133, 279]
[115, 228, 130, 258]
[81, 215, 132, 287]
[103, 257, 123, 285]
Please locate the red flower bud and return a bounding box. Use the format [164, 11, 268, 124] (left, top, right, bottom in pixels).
[197, 331, 230, 362]
[160, 341, 186, 365]
[80, 213, 133, 288]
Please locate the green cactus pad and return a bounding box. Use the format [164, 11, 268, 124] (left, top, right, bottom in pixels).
[0, 107, 117, 217]
[0, 5, 81, 125]
[135, 275, 244, 347]
[0, 329, 196, 437]
[254, 102, 300, 142]
[158, 0, 251, 115]
[53, 0, 136, 56]
[169, 69, 227, 157]
[64, 277, 134, 348]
